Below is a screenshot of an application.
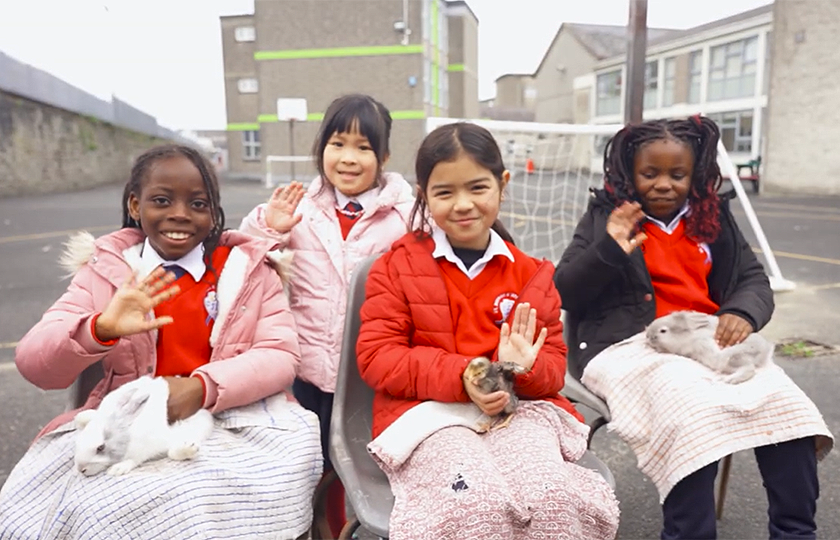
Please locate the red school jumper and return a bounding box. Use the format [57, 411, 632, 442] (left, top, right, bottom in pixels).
[641, 220, 719, 317]
[153, 246, 233, 378]
[436, 253, 539, 357]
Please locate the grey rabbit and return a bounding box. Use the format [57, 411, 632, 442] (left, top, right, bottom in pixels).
[646, 311, 774, 384]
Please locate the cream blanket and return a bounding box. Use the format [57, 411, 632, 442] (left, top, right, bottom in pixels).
[582, 332, 833, 502]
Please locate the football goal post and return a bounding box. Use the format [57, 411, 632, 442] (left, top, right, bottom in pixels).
[264, 155, 316, 188]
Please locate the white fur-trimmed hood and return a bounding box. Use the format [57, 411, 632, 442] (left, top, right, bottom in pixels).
[58, 229, 294, 347]
[60, 230, 292, 281]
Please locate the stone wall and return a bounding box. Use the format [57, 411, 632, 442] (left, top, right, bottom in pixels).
[0, 90, 169, 197]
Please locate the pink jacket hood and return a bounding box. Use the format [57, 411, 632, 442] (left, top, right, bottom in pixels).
[16, 228, 300, 439]
[240, 171, 414, 392]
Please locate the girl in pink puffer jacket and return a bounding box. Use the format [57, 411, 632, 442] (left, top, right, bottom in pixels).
[1, 145, 321, 540]
[240, 94, 413, 535]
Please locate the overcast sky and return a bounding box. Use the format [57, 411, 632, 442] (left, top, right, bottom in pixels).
[0, 0, 771, 130]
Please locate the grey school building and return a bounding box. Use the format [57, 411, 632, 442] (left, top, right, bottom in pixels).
[221, 0, 479, 182]
[487, 1, 840, 195]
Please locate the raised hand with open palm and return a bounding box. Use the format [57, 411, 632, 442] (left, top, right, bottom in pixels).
[265, 181, 305, 233]
[94, 266, 181, 342]
[497, 302, 548, 372]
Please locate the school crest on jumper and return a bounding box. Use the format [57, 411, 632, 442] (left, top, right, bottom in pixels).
[204, 289, 218, 325]
[493, 292, 518, 326]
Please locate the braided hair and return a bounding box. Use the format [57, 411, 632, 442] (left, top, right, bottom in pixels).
[602, 115, 723, 243]
[121, 144, 226, 272]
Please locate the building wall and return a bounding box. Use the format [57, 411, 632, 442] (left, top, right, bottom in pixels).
[495, 77, 530, 109]
[0, 91, 169, 197]
[764, 0, 840, 194]
[447, 15, 466, 118]
[221, 15, 261, 176]
[458, 12, 479, 118]
[533, 30, 598, 123]
[585, 18, 772, 167]
[222, 0, 443, 180]
[672, 52, 691, 105]
[446, 12, 479, 119]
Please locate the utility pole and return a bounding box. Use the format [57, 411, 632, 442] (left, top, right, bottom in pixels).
[624, 0, 648, 124]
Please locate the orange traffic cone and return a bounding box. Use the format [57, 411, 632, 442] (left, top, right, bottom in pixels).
[526, 158, 535, 174]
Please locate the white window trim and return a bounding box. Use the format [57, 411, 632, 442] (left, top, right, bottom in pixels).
[237, 78, 259, 94]
[596, 69, 622, 116]
[707, 36, 759, 102]
[242, 130, 260, 161]
[234, 26, 256, 43]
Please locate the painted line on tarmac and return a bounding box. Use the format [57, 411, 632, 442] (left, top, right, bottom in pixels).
[753, 248, 840, 266]
[0, 214, 247, 245]
[0, 341, 19, 349]
[749, 201, 840, 214]
[802, 282, 840, 291]
[733, 209, 840, 222]
[0, 362, 18, 373]
[0, 226, 114, 245]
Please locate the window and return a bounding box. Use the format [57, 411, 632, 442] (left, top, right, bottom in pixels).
[662, 57, 676, 107]
[524, 87, 538, 100]
[237, 78, 258, 94]
[688, 51, 702, 104]
[596, 70, 622, 115]
[234, 26, 255, 42]
[708, 36, 758, 101]
[242, 130, 260, 160]
[644, 61, 658, 109]
[708, 110, 753, 152]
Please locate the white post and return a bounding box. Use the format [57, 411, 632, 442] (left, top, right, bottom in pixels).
[717, 139, 795, 292]
[264, 160, 273, 189]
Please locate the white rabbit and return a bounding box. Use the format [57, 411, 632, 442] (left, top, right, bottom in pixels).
[74, 376, 214, 476]
[645, 311, 774, 384]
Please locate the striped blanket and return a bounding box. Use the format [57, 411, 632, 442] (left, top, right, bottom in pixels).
[0, 393, 322, 540]
[582, 332, 834, 502]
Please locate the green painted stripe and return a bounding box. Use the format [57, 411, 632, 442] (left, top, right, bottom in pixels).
[255, 44, 423, 61]
[256, 110, 424, 123]
[447, 64, 465, 72]
[390, 110, 426, 120]
[227, 122, 260, 131]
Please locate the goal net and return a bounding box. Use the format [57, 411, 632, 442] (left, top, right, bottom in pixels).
[425, 117, 794, 292]
[264, 155, 317, 188]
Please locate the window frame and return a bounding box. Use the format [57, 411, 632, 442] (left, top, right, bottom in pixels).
[708, 110, 753, 153]
[596, 70, 622, 116]
[234, 26, 256, 42]
[707, 36, 758, 101]
[242, 130, 261, 161]
[237, 78, 259, 94]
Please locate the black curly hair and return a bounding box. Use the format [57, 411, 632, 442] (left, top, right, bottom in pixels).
[121, 144, 225, 271]
[602, 115, 723, 243]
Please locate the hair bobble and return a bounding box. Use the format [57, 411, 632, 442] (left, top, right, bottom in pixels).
[691, 114, 703, 127]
